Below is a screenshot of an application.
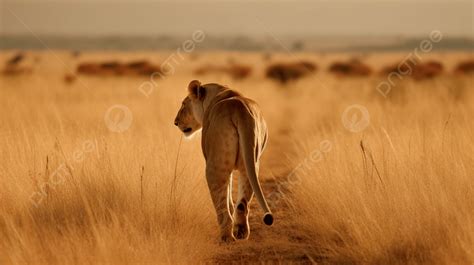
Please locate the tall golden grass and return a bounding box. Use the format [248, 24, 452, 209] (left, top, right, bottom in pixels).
[0, 51, 472, 264]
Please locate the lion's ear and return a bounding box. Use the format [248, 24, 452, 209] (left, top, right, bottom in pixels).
[188, 80, 205, 100]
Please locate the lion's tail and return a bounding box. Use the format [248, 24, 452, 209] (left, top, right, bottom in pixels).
[237, 109, 273, 226]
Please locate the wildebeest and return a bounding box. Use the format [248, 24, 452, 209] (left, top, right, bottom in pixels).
[125, 61, 162, 76]
[1, 67, 33, 76]
[328, 59, 372, 77]
[6, 53, 25, 66]
[265, 61, 317, 84]
[454, 60, 474, 75]
[100, 61, 121, 69]
[381, 60, 444, 80]
[194, 64, 252, 79]
[77, 63, 102, 75]
[64, 74, 77, 84]
[227, 64, 252, 79]
[126, 61, 149, 69]
[1, 52, 33, 76]
[380, 59, 417, 76]
[76, 60, 162, 77]
[411, 61, 444, 80]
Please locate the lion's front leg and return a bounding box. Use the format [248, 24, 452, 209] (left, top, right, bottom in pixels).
[206, 165, 235, 243]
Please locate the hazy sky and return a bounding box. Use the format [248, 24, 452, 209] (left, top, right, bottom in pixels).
[1, 0, 473, 37]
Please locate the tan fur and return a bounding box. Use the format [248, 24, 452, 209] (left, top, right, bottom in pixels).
[174, 80, 273, 242]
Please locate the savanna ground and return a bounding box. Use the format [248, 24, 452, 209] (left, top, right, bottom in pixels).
[0, 50, 473, 265]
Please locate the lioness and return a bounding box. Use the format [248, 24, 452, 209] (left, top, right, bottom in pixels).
[174, 80, 273, 242]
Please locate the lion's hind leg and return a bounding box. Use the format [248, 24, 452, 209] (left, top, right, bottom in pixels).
[206, 165, 236, 243]
[233, 163, 257, 240]
[227, 173, 234, 217]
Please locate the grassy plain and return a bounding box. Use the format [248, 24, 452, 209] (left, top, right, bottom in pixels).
[0, 51, 472, 264]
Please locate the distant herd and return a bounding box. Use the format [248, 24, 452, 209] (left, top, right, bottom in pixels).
[1, 51, 473, 84]
[77, 61, 161, 77]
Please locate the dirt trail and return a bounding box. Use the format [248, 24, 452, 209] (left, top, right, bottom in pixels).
[212, 102, 326, 264]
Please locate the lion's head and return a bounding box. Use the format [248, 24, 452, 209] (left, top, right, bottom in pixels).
[174, 80, 205, 137]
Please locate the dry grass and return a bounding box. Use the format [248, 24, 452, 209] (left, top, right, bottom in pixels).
[0, 50, 472, 265]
